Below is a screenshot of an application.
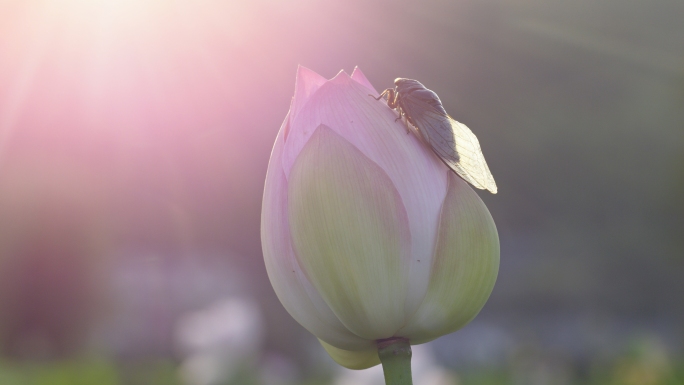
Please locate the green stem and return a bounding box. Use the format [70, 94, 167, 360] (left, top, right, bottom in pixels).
[378, 338, 413, 385]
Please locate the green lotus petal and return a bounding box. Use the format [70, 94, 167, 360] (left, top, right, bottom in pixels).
[398, 172, 499, 343]
[288, 124, 411, 340]
[319, 339, 381, 370]
[262, 127, 376, 351]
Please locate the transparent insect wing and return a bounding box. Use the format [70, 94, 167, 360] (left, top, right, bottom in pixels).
[395, 85, 442, 122]
[443, 116, 497, 193]
[398, 85, 497, 194]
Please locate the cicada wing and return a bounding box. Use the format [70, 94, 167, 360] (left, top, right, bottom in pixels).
[444, 116, 497, 193]
[408, 104, 498, 193]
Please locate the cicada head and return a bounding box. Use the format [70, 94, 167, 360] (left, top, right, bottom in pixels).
[394, 78, 428, 95]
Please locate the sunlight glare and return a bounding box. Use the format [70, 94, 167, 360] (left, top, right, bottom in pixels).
[0, 0, 278, 160]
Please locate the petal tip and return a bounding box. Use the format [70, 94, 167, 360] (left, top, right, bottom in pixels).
[351, 67, 378, 94]
[295, 66, 327, 95]
[296, 65, 325, 81]
[330, 69, 353, 84]
[291, 66, 328, 123]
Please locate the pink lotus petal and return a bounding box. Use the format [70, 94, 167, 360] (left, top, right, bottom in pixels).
[350, 67, 379, 95]
[287, 124, 411, 339]
[290, 66, 327, 126]
[262, 115, 373, 350]
[397, 172, 499, 343]
[282, 74, 449, 322]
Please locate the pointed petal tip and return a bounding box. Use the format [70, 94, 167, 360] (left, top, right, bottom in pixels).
[350, 67, 378, 94]
[296, 64, 319, 76]
[295, 66, 327, 90]
[329, 69, 353, 85]
[291, 66, 328, 124]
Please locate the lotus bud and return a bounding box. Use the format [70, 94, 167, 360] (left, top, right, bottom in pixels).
[261, 67, 499, 370]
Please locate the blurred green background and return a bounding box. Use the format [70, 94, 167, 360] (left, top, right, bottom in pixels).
[0, 0, 682, 384]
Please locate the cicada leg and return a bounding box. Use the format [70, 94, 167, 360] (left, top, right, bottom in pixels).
[370, 89, 389, 101]
[371, 88, 409, 133]
[371, 88, 398, 108]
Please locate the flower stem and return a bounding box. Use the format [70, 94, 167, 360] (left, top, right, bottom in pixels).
[378, 338, 413, 385]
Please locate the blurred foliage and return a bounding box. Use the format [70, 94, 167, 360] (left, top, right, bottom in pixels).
[0, 359, 182, 385]
[0, 360, 119, 385]
[0, 357, 681, 385]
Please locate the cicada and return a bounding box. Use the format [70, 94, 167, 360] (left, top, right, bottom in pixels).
[373, 78, 498, 194]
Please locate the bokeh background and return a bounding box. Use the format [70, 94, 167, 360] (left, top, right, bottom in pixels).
[0, 0, 682, 384]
